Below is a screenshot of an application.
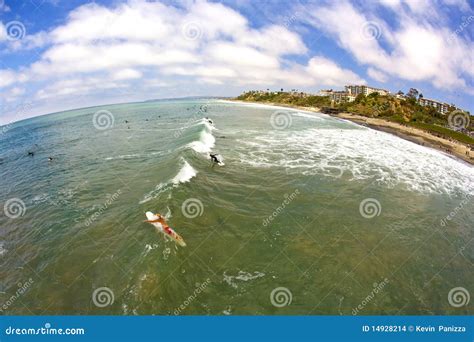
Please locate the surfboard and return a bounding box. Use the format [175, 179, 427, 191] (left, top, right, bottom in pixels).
[145, 211, 186, 247]
[214, 154, 225, 166]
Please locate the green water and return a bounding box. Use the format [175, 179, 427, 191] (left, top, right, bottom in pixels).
[0, 99, 472, 315]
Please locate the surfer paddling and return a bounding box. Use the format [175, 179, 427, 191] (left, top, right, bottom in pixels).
[144, 212, 186, 247]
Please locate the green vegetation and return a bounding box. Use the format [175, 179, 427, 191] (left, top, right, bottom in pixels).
[236, 90, 473, 146]
[236, 91, 331, 108]
[408, 122, 474, 145]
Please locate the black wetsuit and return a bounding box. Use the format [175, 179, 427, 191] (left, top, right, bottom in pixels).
[210, 154, 219, 163]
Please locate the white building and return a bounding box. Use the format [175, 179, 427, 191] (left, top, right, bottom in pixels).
[345, 85, 390, 97]
[329, 91, 355, 103]
[418, 98, 450, 114]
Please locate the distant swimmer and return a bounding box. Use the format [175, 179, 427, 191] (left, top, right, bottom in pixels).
[205, 117, 213, 125]
[125, 120, 129, 123]
[27, 151, 34, 156]
[48, 157, 53, 162]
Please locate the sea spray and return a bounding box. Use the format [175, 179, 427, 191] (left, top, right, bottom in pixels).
[172, 159, 197, 184]
[187, 130, 216, 154]
[139, 159, 197, 204]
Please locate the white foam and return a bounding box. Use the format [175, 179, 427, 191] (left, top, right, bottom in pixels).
[105, 154, 141, 161]
[139, 159, 197, 204]
[187, 130, 216, 154]
[237, 126, 474, 196]
[223, 270, 265, 289]
[293, 112, 325, 120]
[139, 182, 168, 204]
[172, 159, 197, 184]
[0, 242, 7, 257]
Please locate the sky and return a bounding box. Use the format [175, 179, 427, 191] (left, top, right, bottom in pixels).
[0, 0, 473, 124]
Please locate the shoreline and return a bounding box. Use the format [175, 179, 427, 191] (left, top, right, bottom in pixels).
[229, 99, 473, 166]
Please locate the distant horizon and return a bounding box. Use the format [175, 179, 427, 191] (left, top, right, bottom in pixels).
[0, 95, 234, 127]
[1, 0, 473, 125]
[3, 85, 473, 128]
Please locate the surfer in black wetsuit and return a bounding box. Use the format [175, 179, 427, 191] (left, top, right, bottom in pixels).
[209, 153, 219, 164]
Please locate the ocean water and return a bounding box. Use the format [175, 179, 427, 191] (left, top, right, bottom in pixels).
[0, 99, 472, 315]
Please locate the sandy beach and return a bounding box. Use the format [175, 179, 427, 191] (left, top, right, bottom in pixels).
[231, 100, 473, 165]
[336, 113, 473, 165]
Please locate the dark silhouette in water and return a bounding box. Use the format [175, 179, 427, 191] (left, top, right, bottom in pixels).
[48, 157, 53, 162]
[28, 151, 35, 156]
[209, 153, 219, 163]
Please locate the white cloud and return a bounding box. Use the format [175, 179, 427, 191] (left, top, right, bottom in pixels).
[0, 69, 18, 88]
[2, 0, 365, 120]
[306, 57, 365, 86]
[305, 0, 473, 93]
[111, 68, 142, 80]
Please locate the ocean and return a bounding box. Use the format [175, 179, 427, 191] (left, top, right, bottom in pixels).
[0, 99, 472, 315]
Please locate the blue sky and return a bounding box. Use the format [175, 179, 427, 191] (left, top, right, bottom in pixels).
[0, 0, 473, 124]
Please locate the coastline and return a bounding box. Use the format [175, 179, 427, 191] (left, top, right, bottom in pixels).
[229, 99, 473, 165]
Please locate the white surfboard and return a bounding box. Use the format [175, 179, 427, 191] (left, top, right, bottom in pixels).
[145, 211, 186, 247]
[214, 154, 225, 166]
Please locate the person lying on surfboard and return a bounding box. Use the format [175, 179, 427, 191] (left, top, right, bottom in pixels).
[144, 212, 186, 247]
